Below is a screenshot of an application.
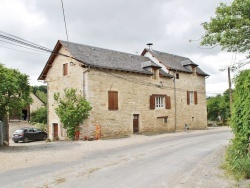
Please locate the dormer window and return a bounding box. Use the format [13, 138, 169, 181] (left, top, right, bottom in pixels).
[191, 66, 196, 75]
[152, 67, 159, 80]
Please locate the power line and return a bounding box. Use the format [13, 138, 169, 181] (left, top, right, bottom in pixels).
[60, 0, 69, 42]
[0, 39, 49, 54]
[0, 45, 48, 55]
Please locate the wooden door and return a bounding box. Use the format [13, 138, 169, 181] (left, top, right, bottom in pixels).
[53, 123, 58, 139]
[133, 115, 139, 133]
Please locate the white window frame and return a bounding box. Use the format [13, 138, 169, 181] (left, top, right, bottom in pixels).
[155, 96, 164, 108]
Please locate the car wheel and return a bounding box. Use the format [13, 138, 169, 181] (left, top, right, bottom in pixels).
[23, 137, 29, 143]
[14, 141, 18, 143]
[42, 135, 47, 141]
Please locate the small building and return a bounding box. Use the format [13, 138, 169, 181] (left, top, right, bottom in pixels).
[10, 93, 45, 121]
[38, 40, 209, 140]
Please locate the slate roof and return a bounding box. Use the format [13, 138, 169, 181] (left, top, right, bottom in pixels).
[142, 49, 209, 76]
[60, 41, 154, 75]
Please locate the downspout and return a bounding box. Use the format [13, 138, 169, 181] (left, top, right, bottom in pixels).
[173, 71, 177, 132]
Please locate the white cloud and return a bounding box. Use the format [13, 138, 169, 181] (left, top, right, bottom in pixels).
[1, 0, 247, 95]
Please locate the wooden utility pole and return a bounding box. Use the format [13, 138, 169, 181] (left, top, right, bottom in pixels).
[228, 67, 233, 115]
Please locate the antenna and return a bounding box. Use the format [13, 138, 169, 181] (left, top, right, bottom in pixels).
[146, 43, 153, 50]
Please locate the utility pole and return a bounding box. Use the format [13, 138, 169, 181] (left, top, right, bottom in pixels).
[227, 67, 233, 115]
[219, 66, 233, 115]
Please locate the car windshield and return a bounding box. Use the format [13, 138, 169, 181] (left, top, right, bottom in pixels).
[14, 130, 23, 134]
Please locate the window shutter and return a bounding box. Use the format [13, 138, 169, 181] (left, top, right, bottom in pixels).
[187, 91, 190, 105]
[113, 91, 118, 110]
[150, 95, 155, 109]
[165, 96, 171, 109]
[63, 63, 68, 76]
[108, 91, 118, 110]
[194, 91, 198, 105]
[176, 73, 179, 79]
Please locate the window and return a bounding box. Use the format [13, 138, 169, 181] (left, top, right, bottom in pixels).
[152, 68, 159, 80]
[108, 91, 118, 110]
[191, 66, 196, 75]
[164, 117, 168, 123]
[150, 95, 171, 109]
[187, 91, 197, 105]
[155, 96, 164, 108]
[63, 63, 68, 76]
[152, 68, 157, 79]
[176, 73, 179, 79]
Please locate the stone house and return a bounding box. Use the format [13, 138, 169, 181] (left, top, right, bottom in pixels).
[38, 40, 209, 140]
[10, 93, 45, 121]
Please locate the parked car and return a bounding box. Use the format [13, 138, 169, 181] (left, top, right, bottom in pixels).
[12, 127, 47, 143]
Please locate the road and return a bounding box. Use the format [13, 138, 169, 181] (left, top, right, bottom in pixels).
[0, 127, 233, 188]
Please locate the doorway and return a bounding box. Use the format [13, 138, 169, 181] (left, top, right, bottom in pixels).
[53, 123, 59, 140]
[133, 114, 139, 133]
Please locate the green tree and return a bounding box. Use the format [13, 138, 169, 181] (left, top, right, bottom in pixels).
[201, 0, 250, 57]
[30, 106, 47, 124]
[0, 64, 32, 145]
[207, 90, 231, 122]
[226, 69, 250, 179]
[54, 88, 92, 140]
[31, 85, 47, 104]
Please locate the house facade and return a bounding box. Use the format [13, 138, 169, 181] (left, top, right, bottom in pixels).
[38, 41, 209, 140]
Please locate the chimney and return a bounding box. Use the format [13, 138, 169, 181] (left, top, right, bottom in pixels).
[146, 43, 153, 50]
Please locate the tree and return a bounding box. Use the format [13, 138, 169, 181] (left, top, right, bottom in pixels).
[226, 69, 250, 178]
[201, 0, 250, 57]
[31, 85, 47, 104]
[54, 88, 92, 140]
[30, 106, 47, 124]
[207, 90, 231, 122]
[0, 64, 32, 145]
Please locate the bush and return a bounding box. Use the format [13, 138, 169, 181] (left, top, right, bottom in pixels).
[225, 69, 250, 179]
[30, 107, 47, 124]
[34, 123, 47, 132]
[226, 144, 250, 179]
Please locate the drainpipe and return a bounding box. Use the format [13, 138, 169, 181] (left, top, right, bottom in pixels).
[173, 72, 177, 132]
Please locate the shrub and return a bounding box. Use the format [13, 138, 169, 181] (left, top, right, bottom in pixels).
[225, 69, 250, 179]
[30, 107, 47, 124]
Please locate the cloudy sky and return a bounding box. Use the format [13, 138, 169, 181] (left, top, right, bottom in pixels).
[0, 0, 249, 96]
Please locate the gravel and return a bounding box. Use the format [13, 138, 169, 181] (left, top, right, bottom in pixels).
[1, 122, 250, 187]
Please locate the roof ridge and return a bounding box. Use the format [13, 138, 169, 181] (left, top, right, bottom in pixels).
[60, 40, 142, 58]
[151, 49, 188, 59]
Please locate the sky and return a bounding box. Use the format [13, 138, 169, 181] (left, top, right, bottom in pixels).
[0, 0, 249, 96]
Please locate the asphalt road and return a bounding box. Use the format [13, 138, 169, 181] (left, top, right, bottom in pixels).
[0, 127, 232, 188]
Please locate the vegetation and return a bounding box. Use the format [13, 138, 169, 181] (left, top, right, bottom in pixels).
[201, 0, 250, 57]
[30, 106, 47, 124]
[225, 70, 250, 179]
[54, 88, 92, 140]
[207, 89, 231, 123]
[202, 0, 250, 179]
[31, 85, 47, 104]
[0, 64, 32, 121]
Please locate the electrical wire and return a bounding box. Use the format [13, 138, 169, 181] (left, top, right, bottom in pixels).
[0, 39, 49, 54]
[0, 45, 48, 55]
[60, 0, 69, 42]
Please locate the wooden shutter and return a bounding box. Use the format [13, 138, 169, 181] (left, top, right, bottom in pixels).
[165, 96, 171, 109]
[63, 63, 68, 76]
[187, 91, 190, 105]
[176, 73, 179, 79]
[150, 95, 155, 109]
[108, 91, 118, 110]
[194, 91, 198, 105]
